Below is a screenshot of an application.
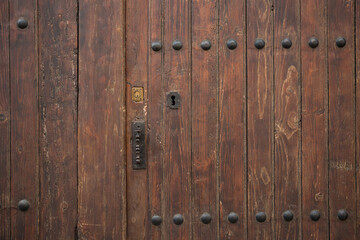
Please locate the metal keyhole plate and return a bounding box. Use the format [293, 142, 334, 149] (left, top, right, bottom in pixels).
[167, 92, 181, 109]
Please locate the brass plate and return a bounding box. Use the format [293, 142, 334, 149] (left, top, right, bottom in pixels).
[132, 87, 144, 102]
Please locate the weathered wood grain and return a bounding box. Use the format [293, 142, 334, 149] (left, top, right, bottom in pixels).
[273, 0, 300, 239]
[218, 0, 246, 238]
[125, 0, 148, 239]
[5, 1, 360, 239]
[191, 0, 219, 239]
[38, 0, 78, 238]
[357, 0, 360, 236]
[163, 0, 191, 238]
[0, 1, 10, 239]
[328, 0, 356, 239]
[301, 0, 328, 239]
[247, 0, 274, 239]
[354, 0, 360, 238]
[148, 0, 163, 238]
[10, 0, 39, 239]
[78, 0, 126, 238]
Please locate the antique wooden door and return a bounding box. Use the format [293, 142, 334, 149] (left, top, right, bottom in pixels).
[125, 0, 359, 239]
[1, 0, 360, 239]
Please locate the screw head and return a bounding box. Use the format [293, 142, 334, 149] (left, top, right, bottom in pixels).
[256, 212, 266, 222]
[283, 210, 294, 222]
[172, 40, 183, 50]
[151, 41, 162, 51]
[151, 215, 162, 226]
[200, 40, 211, 50]
[227, 212, 239, 223]
[337, 209, 348, 221]
[18, 199, 30, 211]
[226, 39, 237, 50]
[281, 38, 292, 49]
[173, 214, 184, 225]
[336, 37, 346, 48]
[200, 212, 212, 224]
[310, 210, 321, 221]
[308, 37, 319, 48]
[254, 39, 265, 49]
[17, 17, 28, 29]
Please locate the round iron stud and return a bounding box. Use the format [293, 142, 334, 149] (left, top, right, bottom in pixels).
[256, 212, 266, 223]
[336, 37, 346, 48]
[227, 212, 239, 223]
[282, 38, 292, 49]
[172, 40, 183, 50]
[18, 199, 30, 211]
[151, 42, 162, 51]
[200, 40, 211, 50]
[337, 209, 348, 221]
[226, 39, 237, 50]
[308, 37, 319, 48]
[173, 214, 184, 225]
[254, 39, 265, 49]
[151, 215, 162, 226]
[310, 210, 321, 221]
[282, 210, 294, 222]
[200, 212, 212, 224]
[17, 17, 28, 29]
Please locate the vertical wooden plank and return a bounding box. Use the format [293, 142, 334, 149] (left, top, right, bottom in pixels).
[218, 0, 246, 238]
[357, 0, 360, 236]
[328, 0, 356, 239]
[273, 0, 300, 239]
[148, 0, 163, 238]
[0, 1, 10, 239]
[301, 0, 329, 239]
[38, 0, 78, 238]
[191, 0, 218, 239]
[9, 0, 39, 238]
[78, 0, 126, 238]
[246, 0, 274, 239]
[162, 0, 191, 238]
[125, 0, 148, 238]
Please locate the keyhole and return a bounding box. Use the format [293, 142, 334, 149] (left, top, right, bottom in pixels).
[167, 92, 180, 109]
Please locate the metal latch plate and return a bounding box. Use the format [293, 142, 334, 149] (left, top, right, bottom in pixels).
[132, 121, 146, 169]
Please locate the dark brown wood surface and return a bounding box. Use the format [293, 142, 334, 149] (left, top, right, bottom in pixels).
[274, 0, 300, 239]
[2, 0, 360, 239]
[38, 0, 78, 238]
[301, 0, 328, 239]
[125, 0, 148, 238]
[247, 0, 274, 239]
[357, 0, 360, 236]
[78, 0, 126, 239]
[148, 0, 163, 239]
[218, 0, 246, 239]
[163, 0, 192, 238]
[0, 1, 10, 238]
[10, 0, 39, 239]
[328, 0, 356, 239]
[191, 0, 219, 239]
